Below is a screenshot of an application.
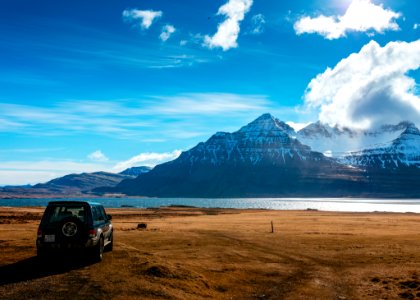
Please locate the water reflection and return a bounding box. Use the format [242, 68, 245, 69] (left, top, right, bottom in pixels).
[1, 198, 419, 213]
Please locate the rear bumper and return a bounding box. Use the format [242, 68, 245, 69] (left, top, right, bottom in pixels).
[36, 237, 98, 250]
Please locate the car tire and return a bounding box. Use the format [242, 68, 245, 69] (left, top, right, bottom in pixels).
[93, 236, 104, 262]
[105, 232, 113, 252]
[59, 217, 84, 242]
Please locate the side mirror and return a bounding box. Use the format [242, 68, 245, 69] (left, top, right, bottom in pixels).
[107, 214, 112, 220]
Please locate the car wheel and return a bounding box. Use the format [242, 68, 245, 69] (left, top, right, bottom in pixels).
[105, 232, 113, 252]
[59, 217, 84, 241]
[93, 236, 104, 262]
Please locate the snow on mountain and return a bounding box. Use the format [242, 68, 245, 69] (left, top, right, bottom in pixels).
[297, 121, 411, 158]
[342, 124, 420, 168]
[180, 113, 326, 166]
[109, 113, 368, 197]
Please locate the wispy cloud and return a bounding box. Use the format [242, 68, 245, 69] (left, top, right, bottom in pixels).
[249, 14, 266, 35]
[160, 25, 176, 42]
[294, 0, 401, 39]
[0, 147, 64, 154]
[204, 0, 253, 51]
[112, 150, 182, 172]
[149, 93, 268, 115]
[0, 160, 110, 185]
[0, 93, 273, 140]
[15, 21, 212, 70]
[0, 149, 183, 185]
[122, 9, 162, 29]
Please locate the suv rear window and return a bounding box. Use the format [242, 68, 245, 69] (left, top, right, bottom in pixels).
[47, 205, 87, 224]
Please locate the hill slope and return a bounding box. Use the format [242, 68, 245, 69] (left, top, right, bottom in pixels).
[112, 114, 367, 197]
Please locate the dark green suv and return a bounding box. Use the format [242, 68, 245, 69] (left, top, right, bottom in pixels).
[36, 201, 113, 262]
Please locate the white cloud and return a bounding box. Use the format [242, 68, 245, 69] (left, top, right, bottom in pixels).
[88, 150, 109, 162]
[150, 93, 269, 115]
[294, 0, 401, 39]
[304, 39, 420, 130]
[286, 121, 310, 131]
[250, 14, 266, 35]
[204, 0, 253, 51]
[0, 170, 57, 186]
[323, 150, 333, 158]
[0, 160, 110, 185]
[0, 93, 272, 140]
[112, 150, 182, 172]
[122, 9, 162, 29]
[414, 23, 420, 30]
[160, 25, 176, 42]
[0, 150, 183, 185]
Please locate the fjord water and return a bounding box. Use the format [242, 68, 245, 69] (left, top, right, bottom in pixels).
[1, 198, 419, 213]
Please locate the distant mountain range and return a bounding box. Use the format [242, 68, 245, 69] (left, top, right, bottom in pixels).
[107, 114, 420, 198]
[0, 167, 151, 198]
[2, 113, 420, 198]
[108, 114, 367, 197]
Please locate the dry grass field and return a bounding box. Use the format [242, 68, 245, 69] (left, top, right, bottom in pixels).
[1, 206, 420, 299]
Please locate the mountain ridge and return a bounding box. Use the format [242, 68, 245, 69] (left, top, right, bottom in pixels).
[2, 114, 420, 198]
[108, 114, 370, 197]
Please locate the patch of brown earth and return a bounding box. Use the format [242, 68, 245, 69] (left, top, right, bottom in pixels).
[0, 207, 419, 299]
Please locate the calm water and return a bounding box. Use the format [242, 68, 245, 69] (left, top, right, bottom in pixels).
[0, 198, 419, 213]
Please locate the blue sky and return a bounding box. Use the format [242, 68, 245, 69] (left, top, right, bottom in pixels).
[1, 0, 419, 185]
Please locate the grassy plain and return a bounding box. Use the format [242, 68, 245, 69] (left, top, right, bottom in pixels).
[1, 206, 420, 299]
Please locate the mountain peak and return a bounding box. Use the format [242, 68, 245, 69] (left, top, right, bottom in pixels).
[401, 123, 420, 136]
[239, 114, 295, 136]
[119, 166, 152, 176]
[255, 113, 274, 121]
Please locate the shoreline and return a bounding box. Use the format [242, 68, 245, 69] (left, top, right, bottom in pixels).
[1, 196, 420, 214]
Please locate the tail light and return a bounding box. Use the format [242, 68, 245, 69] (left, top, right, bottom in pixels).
[37, 228, 42, 238]
[88, 229, 97, 238]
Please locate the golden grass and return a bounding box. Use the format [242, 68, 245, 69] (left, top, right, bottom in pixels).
[1, 206, 420, 299]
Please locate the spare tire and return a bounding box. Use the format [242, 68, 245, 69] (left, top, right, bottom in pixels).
[59, 216, 85, 242]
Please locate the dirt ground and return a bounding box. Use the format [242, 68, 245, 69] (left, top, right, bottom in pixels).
[1, 206, 420, 300]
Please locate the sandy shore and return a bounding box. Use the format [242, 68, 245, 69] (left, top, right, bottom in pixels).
[1, 206, 420, 299]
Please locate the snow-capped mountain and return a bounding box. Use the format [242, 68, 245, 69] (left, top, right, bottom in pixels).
[109, 114, 366, 197]
[181, 113, 325, 166]
[297, 121, 414, 160]
[342, 124, 420, 169]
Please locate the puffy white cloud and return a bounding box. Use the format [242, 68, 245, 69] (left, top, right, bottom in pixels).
[88, 150, 109, 162]
[304, 39, 420, 130]
[294, 0, 401, 39]
[250, 14, 266, 35]
[112, 150, 182, 172]
[160, 25, 176, 42]
[204, 0, 253, 51]
[122, 9, 162, 29]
